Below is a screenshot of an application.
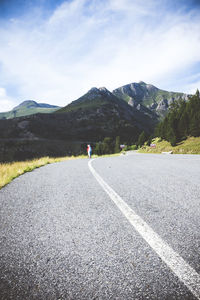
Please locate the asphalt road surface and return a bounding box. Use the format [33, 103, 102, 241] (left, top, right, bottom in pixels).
[0, 153, 200, 300]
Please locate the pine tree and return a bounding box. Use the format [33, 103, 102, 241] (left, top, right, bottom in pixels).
[114, 136, 120, 153]
[102, 137, 113, 154]
[137, 131, 146, 147]
[167, 128, 177, 146]
[147, 135, 153, 146]
[94, 142, 101, 155]
[190, 115, 200, 137]
[178, 111, 188, 139]
[155, 90, 200, 142]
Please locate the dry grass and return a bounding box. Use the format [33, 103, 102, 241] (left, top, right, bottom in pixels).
[0, 155, 87, 190]
[138, 136, 200, 154]
[0, 152, 121, 190]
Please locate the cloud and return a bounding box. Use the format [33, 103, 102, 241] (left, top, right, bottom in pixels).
[0, 87, 15, 112]
[0, 0, 200, 111]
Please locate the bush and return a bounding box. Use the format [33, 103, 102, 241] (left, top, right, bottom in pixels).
[124, 144, 137, 151]
[130, 145, 137, 150]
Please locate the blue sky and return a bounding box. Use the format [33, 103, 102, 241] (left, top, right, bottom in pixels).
[0, 0, 200, 111]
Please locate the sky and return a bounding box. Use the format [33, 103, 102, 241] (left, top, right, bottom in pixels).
[0, 0, 200, 111]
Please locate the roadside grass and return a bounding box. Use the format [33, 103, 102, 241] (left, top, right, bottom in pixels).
[138, 136, 200, 154]
[0, 152, 120, 190]
[0, 155, 88, 190]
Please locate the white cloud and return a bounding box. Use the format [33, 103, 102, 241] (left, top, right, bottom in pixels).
[0, 0, 200, 109]
[0, 87, 16, 112]
[184, 78, 200, 94]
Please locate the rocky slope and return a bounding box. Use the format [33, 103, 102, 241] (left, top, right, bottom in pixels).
[56, 87, 157, 136]
[113, 81, 190, 118]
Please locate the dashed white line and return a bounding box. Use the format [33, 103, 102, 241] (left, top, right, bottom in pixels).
[88, 159, 200, 300]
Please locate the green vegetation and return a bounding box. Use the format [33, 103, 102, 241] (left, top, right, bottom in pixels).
[57, 98, 107, 113]
[0, 85, 157, 163]
[0, 139, 85, 163]
[155, 90, 200, 145]
[0, 100, 60, 120]
[138, 136, 200, 154]
[114, 136, 121, 153]
[123, 145, 137, 151]
[94, 136, 122, 155]
[137, 131, 147, 147]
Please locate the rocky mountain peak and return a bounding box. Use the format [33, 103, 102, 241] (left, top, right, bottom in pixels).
[86, 87, 113, 98]
[99, 87, 108, 92]
[88, 87, 99, 93]
[112, 81, 190, 118]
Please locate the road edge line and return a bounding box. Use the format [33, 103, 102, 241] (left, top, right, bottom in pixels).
[88, 159, 200, 299]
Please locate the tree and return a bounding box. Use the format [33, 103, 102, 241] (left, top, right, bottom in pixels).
[155, 90, 200, 143]
[114, 136, 120, 153]
[167, 128, 177, 146]
[147, 135, 153, 146]
[137, 131, 146, 147]
[190, 115, 200, 137]
[94, 142, 101, 155]
[102, 137, 114, 154]
[178, 112, 188, 139]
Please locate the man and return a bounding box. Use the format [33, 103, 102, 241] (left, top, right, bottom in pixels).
[87, 144, 92, 158]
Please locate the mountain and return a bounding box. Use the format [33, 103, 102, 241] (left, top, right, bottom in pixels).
[0, 100, 60, 119]
[56, 86, 158, 135]
[113, 81, 190, 118]
[0, 87, 158, 162]
[57, 86, 158, 121]
[0, 83, 192, 162]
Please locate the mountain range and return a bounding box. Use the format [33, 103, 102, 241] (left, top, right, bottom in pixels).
[0, 100, 60, 120]
[0, 81, 189, 120]
[0, 81, 191, 162]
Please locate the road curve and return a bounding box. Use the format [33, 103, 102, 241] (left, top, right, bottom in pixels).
[0, 153, 200, 299]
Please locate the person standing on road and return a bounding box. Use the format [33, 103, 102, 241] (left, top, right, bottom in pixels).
[87, 144, 92, 158]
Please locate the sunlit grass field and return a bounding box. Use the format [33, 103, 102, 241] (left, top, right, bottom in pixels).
[138, 136, 200, 154]
[0, 155, 87, 190]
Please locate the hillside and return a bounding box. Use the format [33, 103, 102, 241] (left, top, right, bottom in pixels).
[57, 87, 113, 113]
[138, 136, 200, 154]
[113, 81, 189, 118]
[0, 100, 60, 119]
[58, 86, 158, 119]
[0, 87, 158, 162]
[0, 83, 194, 162]
[56, 87, 158, 136]
[155, 90, 200, 145]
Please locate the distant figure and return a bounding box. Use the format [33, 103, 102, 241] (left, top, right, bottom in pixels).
[87, 144, 92, 158]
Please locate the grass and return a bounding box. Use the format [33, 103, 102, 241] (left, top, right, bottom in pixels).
[138, 136, 200, 154]
[0, 155, 87, 190]
[0, 107, 59, 120]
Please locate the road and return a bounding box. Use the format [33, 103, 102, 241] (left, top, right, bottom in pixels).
[0, 153, 200, 299]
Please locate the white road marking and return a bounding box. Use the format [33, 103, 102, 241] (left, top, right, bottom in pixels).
[88, 159, 200, 299]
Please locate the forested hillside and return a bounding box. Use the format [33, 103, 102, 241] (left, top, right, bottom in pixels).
[155, 90, 200, 145]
